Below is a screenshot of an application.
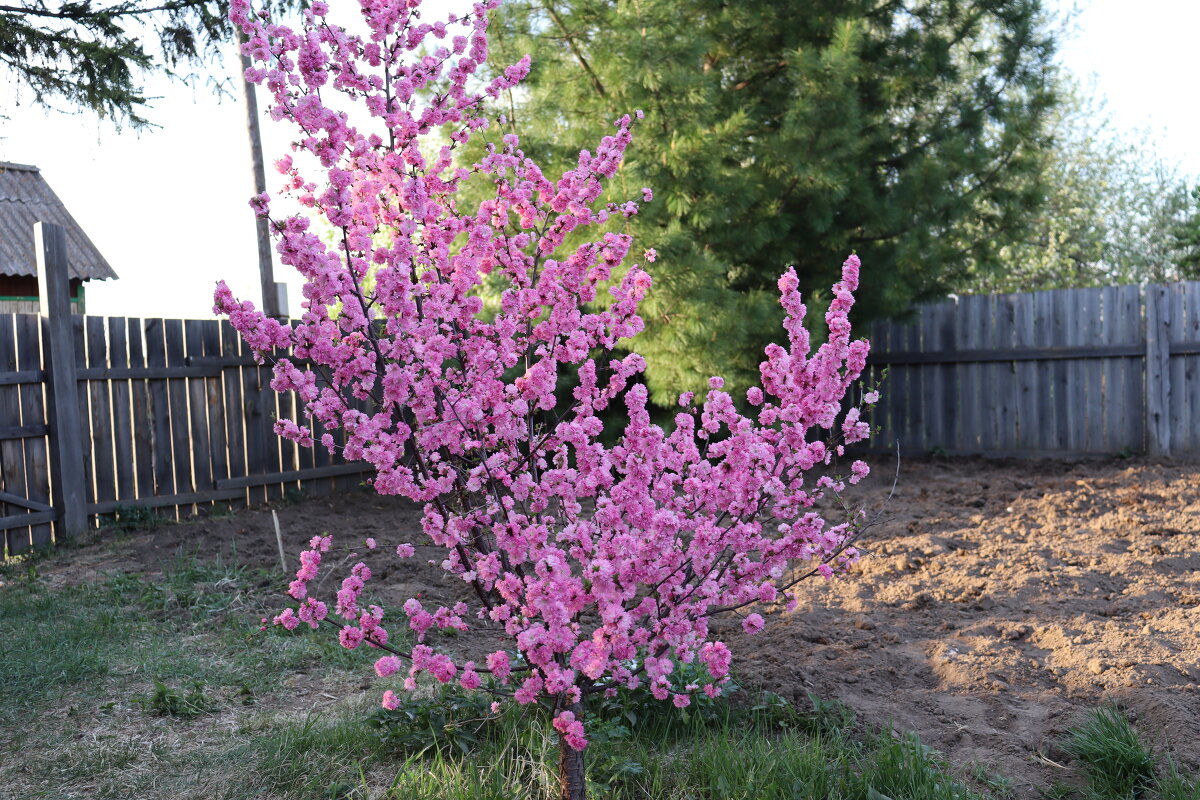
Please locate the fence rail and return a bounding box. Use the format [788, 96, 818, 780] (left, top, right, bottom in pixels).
[0, 223, 369, 554]
[862, 281, 1200, 458]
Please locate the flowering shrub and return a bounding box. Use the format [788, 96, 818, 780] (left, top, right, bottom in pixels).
[216, 0, 877, 793]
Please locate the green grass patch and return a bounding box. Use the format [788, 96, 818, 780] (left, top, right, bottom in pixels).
[4, 547, 1197, 800]
[1062, 706, 1200, 800]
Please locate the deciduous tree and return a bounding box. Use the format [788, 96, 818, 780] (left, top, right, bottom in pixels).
[215, 1, 880, 796]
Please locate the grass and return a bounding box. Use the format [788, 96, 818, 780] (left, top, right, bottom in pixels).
[2, 547, 1197, 799]
[1062, 706, 1200, 800]
[1064, 706, 1158, 799]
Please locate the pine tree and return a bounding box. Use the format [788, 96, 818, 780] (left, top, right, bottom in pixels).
[0, 0, 296, 128]
[486, 0, 1059, 403]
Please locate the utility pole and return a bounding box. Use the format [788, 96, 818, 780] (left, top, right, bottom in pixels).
[237, 29, 286, 319]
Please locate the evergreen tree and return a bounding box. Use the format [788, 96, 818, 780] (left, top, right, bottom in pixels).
[0, 0, 295, 128]
[1174, 188, 1200, 279]
[487, 0, 1059, 403]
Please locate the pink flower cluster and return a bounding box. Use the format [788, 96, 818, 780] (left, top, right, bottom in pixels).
[220, 0, 876, 750]
[553, 710, 587, 750]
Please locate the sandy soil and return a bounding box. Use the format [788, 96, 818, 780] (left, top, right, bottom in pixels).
[737, 457, 1200, 796]
[31, 457, 1200, 797]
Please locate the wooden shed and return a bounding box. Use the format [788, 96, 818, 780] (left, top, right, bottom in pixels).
[0, 161, 118, 313]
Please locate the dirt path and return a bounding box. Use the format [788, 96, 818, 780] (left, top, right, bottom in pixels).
[30, 457, 1200, 797]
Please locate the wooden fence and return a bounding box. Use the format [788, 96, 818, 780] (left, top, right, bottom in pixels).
[1, 223, 370, 555]
[862, 281, 1200, 458]
[6, 225, 1199, 553]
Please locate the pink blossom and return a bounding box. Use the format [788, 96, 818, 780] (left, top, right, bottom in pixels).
[487, 651, 512, 683]
[274, 608, 300, 630]
[553, 710, 588, 750]
[375, 656, 402, 678]
[227, 0, 873, 754]
[460, 662, 482, 690]
[339, 626, 364, 649]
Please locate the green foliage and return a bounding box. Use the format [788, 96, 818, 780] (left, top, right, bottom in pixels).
[1172, 187, 1200, 279]
[1064, 706, 1157, 800]
[368, 686, 500, 757]
[103, 503, 162, 533]
[970, 762, 1016, 798]
[799, 691, 858, 739]
[351, 678, 987, 800]
[1158, 760, 1200, 800]
[485, 0, 1060, 403]
[0, 0, 299, 128]
[0, 582, 124, 711]
[135, 678, 217, 718]
[955, 83, 1200, 293]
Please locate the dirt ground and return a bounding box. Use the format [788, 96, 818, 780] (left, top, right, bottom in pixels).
[33, 456, 1200, 797]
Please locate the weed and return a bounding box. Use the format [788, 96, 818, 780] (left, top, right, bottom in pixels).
[1158, 759, 1200, 800]
[970, 761, 1016, 797]
[135, 679, 217, 719]
[368, 686, 498, 756]
[800, 690, 858, 738]
[1064, 705, 1156, 800]
[235, 706, 390, 796]
[1039, 781, 1076, 800]
[103, 503, 162, 533]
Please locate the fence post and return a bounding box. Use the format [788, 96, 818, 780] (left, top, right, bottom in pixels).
[35, 222, 88, 539]
[1144, 283, 1171, 457]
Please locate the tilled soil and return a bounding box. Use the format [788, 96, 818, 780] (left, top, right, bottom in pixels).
[33, 457, 1200, 797]
[737, 457, 1200, 796]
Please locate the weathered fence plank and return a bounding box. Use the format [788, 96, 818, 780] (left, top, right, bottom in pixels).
[0, 316, 28, 552]
[241, 340, 270, 506]
[1014, 291, 1038, 449]
[184, 320, 213, 510]
[127, 318, 155, 501]
[107, 317, 136, 503]
[1116, 285, 1143, 453]
[164, 319, 194, 508]
[995, 294, 1018, 451]
[864, 280, 1200, 458]
[71, 315, 94, 510]
[201, 321, 231, 511]
[144, 319, 175, 501]
[86, 316, 117, 517]
[1145, 285, 1171, 456]
[16, 315, 52, 548]
[1178, 282, 1200, 452]
[220, 320, 249, 509]
[921, 304, 944, 451]
[960, 297, 979, 453]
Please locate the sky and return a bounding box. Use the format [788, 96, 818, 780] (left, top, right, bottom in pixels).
[1, 0, 1197, 320]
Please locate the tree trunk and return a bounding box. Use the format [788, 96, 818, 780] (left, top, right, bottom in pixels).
[235, 29, 282, 319]
[558, 732, 586, 800]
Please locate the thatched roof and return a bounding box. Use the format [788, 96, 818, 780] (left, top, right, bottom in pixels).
[0, 162, 118, 281]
